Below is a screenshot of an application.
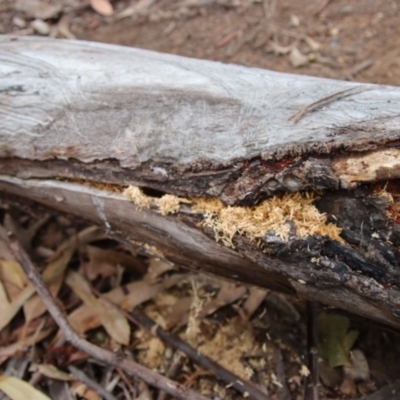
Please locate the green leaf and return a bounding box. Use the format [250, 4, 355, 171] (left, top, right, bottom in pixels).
[317, 312, 359, 367]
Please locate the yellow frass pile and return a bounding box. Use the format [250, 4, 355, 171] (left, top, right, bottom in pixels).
[191, 192, 342, 246]
[123, 186, 342, 246]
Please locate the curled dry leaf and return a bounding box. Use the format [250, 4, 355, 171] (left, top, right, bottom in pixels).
[66, 271, 130, 345]
[36, 364, 74, 381]
[90, 0, 114, 16]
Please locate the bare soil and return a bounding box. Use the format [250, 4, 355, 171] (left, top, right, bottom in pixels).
[2, 1, 400, 399]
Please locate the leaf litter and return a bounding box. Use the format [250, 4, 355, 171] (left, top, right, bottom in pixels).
[0, 202, 397, 399]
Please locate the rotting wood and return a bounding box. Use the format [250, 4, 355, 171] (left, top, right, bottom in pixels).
[1, 35, 400, 329]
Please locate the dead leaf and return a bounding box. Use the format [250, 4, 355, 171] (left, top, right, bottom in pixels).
[318, 312, 359, 367]
[53, 274, 184, 345]
[24, 248, 73, 321]
[270, 41, 296, 55]
[86, 245, 146, 274]
[0, 327, 54, 364]
[241, 287, 269, 319]
[66, 271, 130, 345]
[165, 296, 191, 330]
[82, 388, 101, 400]
[90, 0, 114, 16]
[15, 0, 62, 19]
[289, 47, 309, 68]
[114, 0, 156, 21]
[37, 364, 74, 381]
[0, 284, 36, 332]
[0, 376, 50, 400]
[0, 259, 29, 300]
[304, 36, 320, 51]
[144, 258, 175, 284]
[49, 226, 105, 264]
[0, 279, 8, 308]
[168, 281, 247, 330]
[82, 260, 116, 281]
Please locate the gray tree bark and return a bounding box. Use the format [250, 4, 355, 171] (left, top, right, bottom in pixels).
[1, 35, 400, 328]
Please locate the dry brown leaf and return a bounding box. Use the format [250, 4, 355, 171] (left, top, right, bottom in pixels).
[0, 376, 50, 400]
[242, 287, 269, 319]
[37, 364, 74, 381]
[24, 248, 73, 321]
[114, 0, 156, 22]
[53, 274, 184, 345]
[165, 296, 192, 330]
[82, 389, 101, 400]
[83, 260, 116, 281]
[0, 284, 36, 332]
[0, 327, 53, 364]
[86, 245, 146, 274]
[0, 279, 9, 309]
[144, 258, 175, 284]
[0, 259, 29, 300]
[90, 0, 113, 16]
[66, 271, 130, 345]
[49, 226, 105, 264]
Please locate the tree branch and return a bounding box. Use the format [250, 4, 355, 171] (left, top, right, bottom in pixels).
[6, 232, 209, 400]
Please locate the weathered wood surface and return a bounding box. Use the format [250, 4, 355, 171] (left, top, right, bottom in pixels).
[1, 35, 400, 329]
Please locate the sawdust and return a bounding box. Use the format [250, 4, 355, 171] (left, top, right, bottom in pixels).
[155, 194, 191, 215]
[123, 186, 191, 214]
[123, 186, 343, 247]
[123, 186, 152, 210]
[191, 316, 257, 380]
[191, 192, 343, 246]
[134, 330, 166, 369]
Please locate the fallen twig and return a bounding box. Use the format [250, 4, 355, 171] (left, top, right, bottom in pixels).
[362, 380, 400, 400]
[304, 302, 319, 400]
[128, 308, 269, 400]
[68, 365, 117, 400]
[89, 281, 269, 400]
[6, 232, 209, 400]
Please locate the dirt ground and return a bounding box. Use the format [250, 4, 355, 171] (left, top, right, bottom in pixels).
[2, 1, 400, 399]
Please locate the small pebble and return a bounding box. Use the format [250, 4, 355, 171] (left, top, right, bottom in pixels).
[31, 19, 50, 35]
[12, 16, 26, 29]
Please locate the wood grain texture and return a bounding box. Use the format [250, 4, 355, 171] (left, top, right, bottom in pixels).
[1, 35, 400, 204]
[2, 175, 400, 329]
[1, 36, 400, 328]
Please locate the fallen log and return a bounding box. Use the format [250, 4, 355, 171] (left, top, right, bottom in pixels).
[1, 35, 400, 328]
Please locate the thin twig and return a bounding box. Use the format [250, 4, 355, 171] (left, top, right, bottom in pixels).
[288, 86, 369, 124]
[313, 0, 332, 16]
[362, 380, 400, 400]
[68, 365, 118, 400]
[157, 351, 184, 400]
[128, 309, 269, 400]
[6, 232, 209, 400]
[89, 284, 269, 400]
[274, 347, 291, 400]
[304, 302, 319, 400]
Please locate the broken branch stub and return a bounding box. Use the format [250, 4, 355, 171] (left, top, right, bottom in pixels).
[1, 35, 400, 328]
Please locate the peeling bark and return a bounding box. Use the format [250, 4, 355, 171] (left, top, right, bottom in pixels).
[1, 36, 400, 328]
